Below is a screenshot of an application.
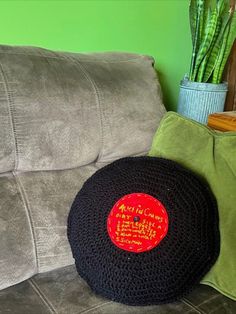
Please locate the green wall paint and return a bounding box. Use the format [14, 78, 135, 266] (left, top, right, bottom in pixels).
[0, 0, 192, 111]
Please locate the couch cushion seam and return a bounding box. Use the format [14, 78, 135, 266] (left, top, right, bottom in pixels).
[13, 171, 39, 272]
[95, 150, 150, 165]
[64, 55, 105, 161]
[78, 61, 105, 161]
[29, 278, 57, 314]
[79, 301, 113, 314]
[182, 298, 206, 314]
[0, 62, 18, 171]
[194, 294, 221, 308]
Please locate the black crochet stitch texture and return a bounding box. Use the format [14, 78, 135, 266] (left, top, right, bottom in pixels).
[67, 157, 220, 306]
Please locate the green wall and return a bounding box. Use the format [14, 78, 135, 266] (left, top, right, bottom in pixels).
[0, 0, 192, 111]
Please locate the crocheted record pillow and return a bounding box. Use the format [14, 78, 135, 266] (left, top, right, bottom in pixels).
[67, 157, 220, 306]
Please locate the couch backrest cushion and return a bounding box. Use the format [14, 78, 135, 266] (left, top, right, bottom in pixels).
[0, 45, 165, 173]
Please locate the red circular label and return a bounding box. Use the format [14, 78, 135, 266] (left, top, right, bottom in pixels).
[107, 193, 169, 253]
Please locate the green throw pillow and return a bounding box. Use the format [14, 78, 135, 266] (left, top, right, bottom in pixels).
[149, 111, 236, 301]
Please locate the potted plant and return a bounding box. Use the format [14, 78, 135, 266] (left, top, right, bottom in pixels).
[178, 0, 236, 124]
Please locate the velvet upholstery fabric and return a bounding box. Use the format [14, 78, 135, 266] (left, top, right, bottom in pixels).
[0, 44, 166, 290]
[0, 45, 165, 172]
[0, 164, 99, 290]
[149, 112, 236, 301]
[0, 173, 36, 288]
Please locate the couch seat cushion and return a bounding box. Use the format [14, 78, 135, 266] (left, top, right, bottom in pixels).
[0, 164, 101, 291]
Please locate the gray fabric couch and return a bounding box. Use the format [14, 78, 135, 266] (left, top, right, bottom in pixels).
[0, 45, 235, 314]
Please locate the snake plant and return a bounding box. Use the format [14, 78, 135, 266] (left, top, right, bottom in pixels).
[189, 0, 236, 84]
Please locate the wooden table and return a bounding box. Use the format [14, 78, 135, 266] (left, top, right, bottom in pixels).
[207, 111, 236, 131]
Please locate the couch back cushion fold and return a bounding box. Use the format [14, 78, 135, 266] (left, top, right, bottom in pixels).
[0, 45, 165, 173]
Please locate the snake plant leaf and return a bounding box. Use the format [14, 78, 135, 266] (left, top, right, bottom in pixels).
[196, 7, 218, 82]
[199, 0, 206, 41]
[202, 0, 214, 39]
[213, 8, 236, 83]
[196, 54, 208, 82]
[189, 0, 198, 44]
[189, 0, 205, 80]
[217, 0, 227, 14]
[212, 22, 230, 83]
[188, 0, 235, 83]
[191, 6, 220, 81]
[202, 9, 232, 82]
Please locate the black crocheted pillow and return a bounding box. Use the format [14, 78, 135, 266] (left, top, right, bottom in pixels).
[67, 157, 220, 306]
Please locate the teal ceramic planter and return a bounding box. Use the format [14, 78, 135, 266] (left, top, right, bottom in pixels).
[177, 77, 228, 124]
